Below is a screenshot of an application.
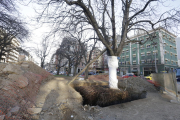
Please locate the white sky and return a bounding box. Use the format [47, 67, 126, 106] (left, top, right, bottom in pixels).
[17, 0, 180, 65]
[17, 1, 58, 65]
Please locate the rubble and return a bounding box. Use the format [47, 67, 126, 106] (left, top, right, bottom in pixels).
[27, 108, 42, 115]
[0, 62, 54, 120]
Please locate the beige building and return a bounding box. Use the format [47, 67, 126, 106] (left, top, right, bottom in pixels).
[1, 38, 20, 63]
[87, 47, 103, 72]
[18, 48, 34, 62]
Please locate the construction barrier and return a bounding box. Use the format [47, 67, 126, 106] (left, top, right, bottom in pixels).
[151, 73, 178, 98]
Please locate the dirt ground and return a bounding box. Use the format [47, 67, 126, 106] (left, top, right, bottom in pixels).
[33, 76, 180, 120]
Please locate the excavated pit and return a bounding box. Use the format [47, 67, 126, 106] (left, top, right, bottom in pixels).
[73, 84, 147, 107]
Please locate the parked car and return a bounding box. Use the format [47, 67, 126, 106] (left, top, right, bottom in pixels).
[59, 72, 65, 75]
[145, 74, 152, 80]
[53, 71, 57, 75]
[122, 73, 136, 78]
[88, 72, 95, 75]
[175, 68, 180, 81]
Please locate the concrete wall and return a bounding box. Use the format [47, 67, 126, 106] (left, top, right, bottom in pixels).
[151, 73, 177, 95]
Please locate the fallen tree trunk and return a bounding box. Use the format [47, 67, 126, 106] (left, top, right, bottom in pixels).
[68, 48, 106, 85]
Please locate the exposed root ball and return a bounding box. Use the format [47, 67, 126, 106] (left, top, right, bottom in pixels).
[74, 86, 146, 107]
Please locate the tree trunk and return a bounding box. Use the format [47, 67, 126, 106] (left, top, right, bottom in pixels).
[108, 56, 118, 89]
[73, 65, 77, 76]
[67, 62, 71, 76]
[68, 48, 106, 85]
[0, 49, 2, 62]
[57, 66, 60, 75]
[41, 61, 44, 68]
[84, 66, 89, 80]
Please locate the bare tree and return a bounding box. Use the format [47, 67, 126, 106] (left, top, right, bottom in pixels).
[33, 36, 53, 68]
[37, 0, 180, 89]
[0, 18, 29, 62]
[82, 37, 98, 79]
[55, 49, 68, 75]
[63, 29, 100, 79]
[57, 37, 83, 76]
[0, 0, 29, 62]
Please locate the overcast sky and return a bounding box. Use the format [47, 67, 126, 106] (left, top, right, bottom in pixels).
[17, 0, 180, 64]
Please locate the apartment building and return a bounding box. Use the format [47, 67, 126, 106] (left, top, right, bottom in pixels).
[88, 47, 103, 72]
[18, 48, 34, 62]
[119, 27, 178, 76]
[0, 38, 20, 63]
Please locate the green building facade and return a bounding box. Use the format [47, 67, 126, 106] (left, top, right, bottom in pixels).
[118, 28, 178, 76]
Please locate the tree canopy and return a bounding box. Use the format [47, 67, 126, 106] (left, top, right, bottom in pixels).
[36, 0, 180, 57]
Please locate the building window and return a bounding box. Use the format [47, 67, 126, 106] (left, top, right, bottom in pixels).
[126, 55, 129, 58]
[156, 59, 158, 63]
[133, 61, 136, 65]
[133, 48, 136, 51]
[147, 59, 151, 63]
[133, 54, 136, 57]
[173, 39, 176, 43]
[141, 60, 145, 64]
[140, 39, 144, 43]
[146, 37, 150, 41]
[153, 50, 158, 55]
[165, 59, 168, 63]
[146, 44, 151, 48]
[163, 34, 166, 39]
[153, 35, 157, 38]
[140, 45, 144, 49]
[171, 60, 173, 64]
[122, 50, 125, 53]
[169, 37, 172, 41]
[170, 45, 172, 49]
[141, 52, 145, 56]
[126, 49, 129, 52]
[133, 68, 137, 70]
[170, 52, 173, 56]
[147, 52, 151, 56]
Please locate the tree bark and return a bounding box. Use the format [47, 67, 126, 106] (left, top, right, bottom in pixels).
[41, 61, 44, 68]
[73, 65, 77, 76]
[68, 48, 106, 85]
[57, 65, 60, 75]
[108, 56, 118, 89]
[84, 66, 89, 80]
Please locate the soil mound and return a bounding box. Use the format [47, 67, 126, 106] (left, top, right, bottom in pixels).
[88, 74, 123, 81]
[0, 61, 54, 120]
[89, 74, 156, 92]
[118, 77, 157, 92]
[74, 85, 146, 107]
[73, 75, 156, 107]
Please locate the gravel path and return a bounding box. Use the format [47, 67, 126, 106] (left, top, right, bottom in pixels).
[32, 76, 180, 120]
